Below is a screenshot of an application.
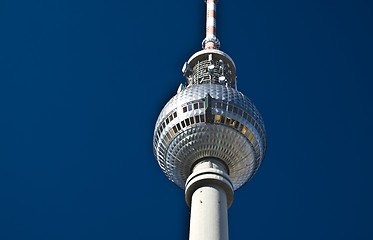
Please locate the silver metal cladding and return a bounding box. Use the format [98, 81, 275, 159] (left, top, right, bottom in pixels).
[153, 83, 266, 190]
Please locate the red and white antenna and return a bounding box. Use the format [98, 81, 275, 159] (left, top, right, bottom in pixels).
[202, 0, 220, 49]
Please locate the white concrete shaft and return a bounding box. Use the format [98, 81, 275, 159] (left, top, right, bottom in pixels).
[189, 184, 228, 240]
[186, 158, 233, 240]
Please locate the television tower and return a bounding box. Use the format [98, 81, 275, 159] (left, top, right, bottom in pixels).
[153, 1, 266, 239]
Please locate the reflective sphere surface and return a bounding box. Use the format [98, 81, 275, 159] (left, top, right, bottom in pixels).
[153, 84, 266, 190]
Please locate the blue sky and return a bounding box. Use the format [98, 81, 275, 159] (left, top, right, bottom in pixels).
[1, 0, 372, 239]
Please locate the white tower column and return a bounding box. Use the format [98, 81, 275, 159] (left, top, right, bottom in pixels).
[185, 158, 234, 240]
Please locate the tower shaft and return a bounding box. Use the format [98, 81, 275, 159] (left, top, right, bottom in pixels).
[185, 158, 234, 240]
[190, 185, 228, 240]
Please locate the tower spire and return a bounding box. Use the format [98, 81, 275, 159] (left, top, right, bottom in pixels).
[203, 0, 220, 49]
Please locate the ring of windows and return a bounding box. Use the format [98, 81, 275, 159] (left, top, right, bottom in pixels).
[155, 99, 265, 158]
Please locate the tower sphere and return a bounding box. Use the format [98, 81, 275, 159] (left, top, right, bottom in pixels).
[153, 49, 266, 190]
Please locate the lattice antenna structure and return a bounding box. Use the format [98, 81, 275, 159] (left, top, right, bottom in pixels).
[153, 1, 267, 240]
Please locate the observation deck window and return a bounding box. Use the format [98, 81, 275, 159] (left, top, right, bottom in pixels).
[166, 132, 171, 141]
[200, 115, 205, 122]
[195, 115, 200, 123]
[242, 126, 248, 135]
[225, 117, 231, 125]
[220, 116, 225, 124]
[190, 117, 195, 125]
[248, 133, 254, 141]
[245, 129, 251, 137]
[230, 119, 235, 127]
[173, 126, 178, 134]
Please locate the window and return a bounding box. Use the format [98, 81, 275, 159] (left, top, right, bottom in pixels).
[173, 126, 178, 133]
[199, 102, 204, 108]
[245, 129, 251, 137]
[217, 102, 222, 108]
[195, 115, 200, 123]
[230, 119, 235, 127]
[225, 117, 231, 125]
[186, 118, 190, 126]
[176, 123, 181, 130]
[166, 118, 169, 124]
[183, 106, 187, 113]
[169, 115, 173, 122]
[200, 115, 205, 122]
[228, 105, 233, 112]
[242, 126, 248, 135]
[170, 129, 175, 137]
[248, 133, 254, 140]
[173, 112, 177, 118]
[221, 116, 225, 124]
[194, 103, 199, 109]
[190, 117, 195, 124]
[238, 109, 242, 116]
[234, 121, 240, 128]
[188, 105, 192, 111]
[181, 121, 186, 128]
[239, 124, 244, 131]
[222, 103, 227, 109]
[233, 107, 238, 114]
[243, 112, 247, 119]
[215, 115, 221, 122]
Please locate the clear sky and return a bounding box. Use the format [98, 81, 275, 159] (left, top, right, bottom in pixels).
[1, 0, 372, 239]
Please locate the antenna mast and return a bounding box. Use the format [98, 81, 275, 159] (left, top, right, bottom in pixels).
[203, 0, 220, 49]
